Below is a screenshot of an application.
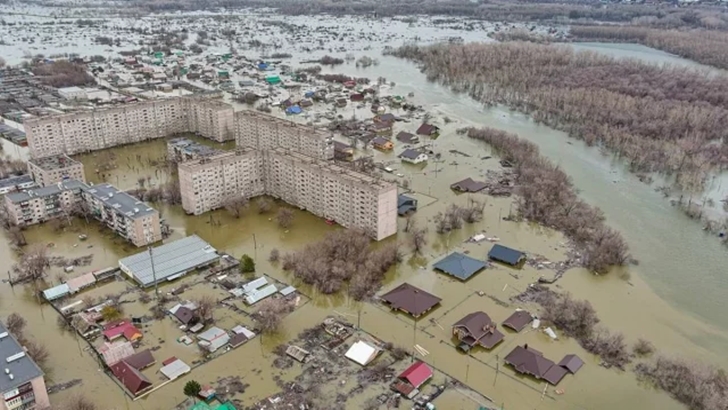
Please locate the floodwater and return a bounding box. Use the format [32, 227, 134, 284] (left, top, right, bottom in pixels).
[0, 9, 727, 409]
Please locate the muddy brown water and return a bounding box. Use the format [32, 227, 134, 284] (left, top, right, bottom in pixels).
[1, 47, 727, 410]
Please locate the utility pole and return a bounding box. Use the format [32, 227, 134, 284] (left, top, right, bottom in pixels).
[150, 247, 158, 299]
[252, 233, 257, 260]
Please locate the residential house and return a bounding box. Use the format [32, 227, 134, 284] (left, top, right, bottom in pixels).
[103, 320, 143, 342]
[111, 360, 152, 396]
[372, 121, 393, 136]
[333, 141, 354, 161]
[371, 136, 394, 151]
[502, 310, 533, 333]
[392, 361, 433, 398]
[416, 123, 440, 137]
[350, 93, 364, 102]
[452, 312, 505, 351]
[503, 345, 582, 386]
[397, 194, 417, 216]
[433, 252, 487, 281]
[396, 131, 419, 144]
[398, 149, 428, 164]
[488, 244, 526, 267]
[197, 327, 230, 352]
[450, 177, 487, 193]
[380, 283, 441, 318]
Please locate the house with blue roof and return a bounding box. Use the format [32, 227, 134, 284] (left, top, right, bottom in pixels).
[433, 252, 487, 281]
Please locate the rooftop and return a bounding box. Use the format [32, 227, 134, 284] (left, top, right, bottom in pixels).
[118, 235, 219, 287]
[488, 244, 526, 266]
[84, 183, 157, 220]
[28, 154, 82, 171]
[0, 322, 44, 394]
[502, 310, 533, 333]
[380, 283, 441, 318]
[6, 179, 85, 203]
[0, 174, 33, 190]
[433, 252, 487, 281]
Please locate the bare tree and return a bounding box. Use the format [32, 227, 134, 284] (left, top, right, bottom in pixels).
[223, 195, 249, 218]
[253, 298, 292, 333]
[23, 340, 49, 369]
[5, 313, 26, 337]
[403, 215, 415, 233]
[276, 208, 294, 229]
[268, 248, 280, 262]
[195, 295, 216, 323]
[12, 245, 51, 284]
[256, 197, 273, 214]
[59, 395, 97, 410]
[410, 226, 428, 254]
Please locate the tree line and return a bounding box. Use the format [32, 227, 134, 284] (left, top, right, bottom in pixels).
[569, 25, 728, 70]
[390, 42, 728, 193]
[467, 127, 629, 273]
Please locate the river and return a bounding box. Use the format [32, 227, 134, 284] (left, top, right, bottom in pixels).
[1, 12, 727, 409]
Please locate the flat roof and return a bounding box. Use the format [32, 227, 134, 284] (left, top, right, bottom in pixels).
[84, 183, 157, 219]
[119, 235, 219, 287]
[0, 174, 33, 189]
[0, 323, 44, 394]
[28, 154, 81, 171]
[6, 179, 85, 203]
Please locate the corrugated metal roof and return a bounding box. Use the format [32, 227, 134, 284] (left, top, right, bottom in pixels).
[66, 272, 97, 293]
[160, 359, 191, 380]
[118, 235, 219, 287]
[433, 252, 487, 280]
[43, 283, 70, 301]
[279, 286, 296, 296]
[241, 277, 268, 294]
[488, 244, 525, 266]
[244, 284, 277, 305]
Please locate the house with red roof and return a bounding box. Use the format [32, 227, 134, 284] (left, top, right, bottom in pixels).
[391, 361, 433, 399]
[103, 320, 143, 342]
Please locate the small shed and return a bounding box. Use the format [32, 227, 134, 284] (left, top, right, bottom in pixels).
[398, 361, 433, 389]
[286, 345, 311, 363]
[397, 195, 417, 216]
[558, 354, 584, 374]
[43, 283, 70, 301]
[488, 244, 526, 267]
[285, 105, 302, 115]
[345, 341, 379, 366]
[450, 178, 487, 193]
[433, 252, 487, 281]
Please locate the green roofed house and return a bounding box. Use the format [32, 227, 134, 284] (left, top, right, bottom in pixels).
[265, 75, 281, 85]
[218, 70, 229, 78]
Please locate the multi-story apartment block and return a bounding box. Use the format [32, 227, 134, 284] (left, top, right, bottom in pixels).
[178, 149, 265, 215]
[81, 183, 163, 247]
[25, 95, 235, 158]
[178, 148, 397, 240]
[264, 149, 397, 240]
[0, 322, 50, 410]
[27, 154, 85, 187]
[0, 175, 35, 195]
[235, 111, 334, 160]
[4, 180, 85, 226]
[4, 181, 161, 247]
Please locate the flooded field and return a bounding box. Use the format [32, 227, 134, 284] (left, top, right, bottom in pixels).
[1, 4, 728, 410]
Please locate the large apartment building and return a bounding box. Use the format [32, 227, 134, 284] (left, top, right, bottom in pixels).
[178, 149, 265, 215]
[4, 181, 161, 247]
[4, 180, 85, 226]
[0, 322, 50, 410]
[24, 95, 234, 158]
[82, 183, 163, 247]
[27, 154, 85, 187]
[235, 111, 334, 160]
[178, 149, 398, 240]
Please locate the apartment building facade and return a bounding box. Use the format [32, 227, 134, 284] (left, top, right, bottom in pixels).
[234, 111, 334, 160]
[0, 322, 50, 410]
[24, 94, 231, 158]
[4, 181, 161, 247]
[178, 149, 397, 240]
[4, 180, 85, 226]
[81, 183, 163, 247]
[178, 149, 265, 216]
[27, 154, 86, 187]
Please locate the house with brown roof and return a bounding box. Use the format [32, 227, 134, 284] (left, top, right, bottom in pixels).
[452, 312, 504, 351]
[502, 310, 533, 332]
[372, 121, 393, 136]
[416, 123, 440, 137]
[504, 345, 581, 385]
[371, 136, 394, 151]
[396, 131, 419, 144]
[380, 283, 441, 318]
[450, 178, 487, 193]
[111, 360, 152, 396]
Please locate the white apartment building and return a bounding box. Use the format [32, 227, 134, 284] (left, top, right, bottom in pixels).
[235, 111, 334, 160]
[178, 149, 398, 240]
[27, 154, 86, 187]
[4, 180, 161, 247]
[178, 149, 265, 215]
[24, 95, 230, 158]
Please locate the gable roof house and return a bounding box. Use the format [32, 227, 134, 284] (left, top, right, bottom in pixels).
[416, 123, 440, 137]
[398, 149, 428, 165]
[197, 327, 230, 352]
[452, 311, 504, 351]
[397, 195, 417, 217]
[396, 131, 419, 144]
[502, 310, 533, 332]
[371, 136, 393, 151]
[103, 321, 142, 342]
[504, 345, 582, 385]
[111, 360, 152, 396]
[488, 244, 526, 267]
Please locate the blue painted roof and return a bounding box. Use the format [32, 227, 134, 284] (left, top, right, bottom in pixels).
[433, 252, 487, 280]
[286, 105, 302, 114]
[488, 244, 525, 266]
